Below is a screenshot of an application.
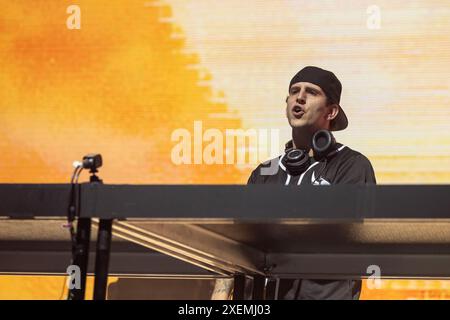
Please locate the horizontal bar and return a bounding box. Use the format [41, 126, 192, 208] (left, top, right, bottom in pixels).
[267, 253, 450, 279]
[1, 184, 450, 220]
[0, 250, 214, 275]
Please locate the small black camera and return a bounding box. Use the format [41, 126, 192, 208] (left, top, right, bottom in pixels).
[82, 154, 102, 171]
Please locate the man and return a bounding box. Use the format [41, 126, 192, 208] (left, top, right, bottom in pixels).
[247, 66, 376, 300]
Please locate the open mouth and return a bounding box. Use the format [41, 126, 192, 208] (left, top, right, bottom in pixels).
[292, 106, 304, 117]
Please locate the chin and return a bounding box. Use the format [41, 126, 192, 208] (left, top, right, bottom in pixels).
[288, 118, 307, 128]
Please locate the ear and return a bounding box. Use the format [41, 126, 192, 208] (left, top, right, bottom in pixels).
[326, 104, 339, 121]
[285, 96, 289, 103]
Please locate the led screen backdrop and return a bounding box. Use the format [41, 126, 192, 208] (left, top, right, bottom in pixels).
[1, 0, 449, 299]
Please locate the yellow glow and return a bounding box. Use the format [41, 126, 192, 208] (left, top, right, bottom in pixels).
[1, 0, 449, 299]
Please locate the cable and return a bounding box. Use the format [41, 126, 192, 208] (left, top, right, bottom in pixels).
[74, 165, 83, 185]
[63, 163, 84, 300]
[69, 166, 83, 256]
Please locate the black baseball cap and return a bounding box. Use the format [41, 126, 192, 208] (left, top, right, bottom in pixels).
[289, 66, 348, 131]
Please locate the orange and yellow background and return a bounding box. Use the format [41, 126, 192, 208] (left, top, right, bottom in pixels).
[1, 0, 449, 299]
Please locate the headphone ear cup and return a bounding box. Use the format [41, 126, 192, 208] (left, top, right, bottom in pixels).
[312, 129, 336, 161]
[282, 148, 311, 176]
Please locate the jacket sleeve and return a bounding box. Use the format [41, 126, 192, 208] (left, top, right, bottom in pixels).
[247, 166, 259, 184]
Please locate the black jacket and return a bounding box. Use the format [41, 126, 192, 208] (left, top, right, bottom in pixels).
[247, 142, 376, 300]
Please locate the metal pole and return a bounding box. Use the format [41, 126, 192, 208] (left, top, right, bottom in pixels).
[93, 218, 113, 300]
[233, 274, 246, 300]
[68, 217, 91, 300]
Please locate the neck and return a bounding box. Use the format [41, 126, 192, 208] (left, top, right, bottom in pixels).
[292, 127, 313, 151]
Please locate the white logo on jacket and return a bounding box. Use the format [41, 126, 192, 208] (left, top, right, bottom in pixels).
[311, 171, 330, 185]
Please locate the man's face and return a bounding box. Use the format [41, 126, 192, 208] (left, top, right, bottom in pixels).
[286, 81, 334, 131]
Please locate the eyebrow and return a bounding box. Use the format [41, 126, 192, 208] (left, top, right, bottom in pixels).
[290, 85, 321, 94]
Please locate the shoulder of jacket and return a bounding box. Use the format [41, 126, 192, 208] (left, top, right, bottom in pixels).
[334, 146, 372, 166]
[250, 155, 283, 175]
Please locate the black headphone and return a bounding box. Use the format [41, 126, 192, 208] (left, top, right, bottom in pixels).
[282, 129, 336, 176]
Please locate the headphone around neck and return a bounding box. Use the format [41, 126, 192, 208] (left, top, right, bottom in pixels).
[282, 129, 337, 176]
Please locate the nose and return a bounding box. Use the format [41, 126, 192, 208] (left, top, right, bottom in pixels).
[296, 89, 306, 104]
